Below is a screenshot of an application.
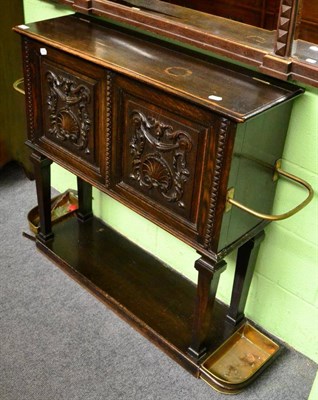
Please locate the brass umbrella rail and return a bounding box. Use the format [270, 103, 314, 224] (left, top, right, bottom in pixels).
[226, 160, 314, 221]
[13, 77, 25, 95]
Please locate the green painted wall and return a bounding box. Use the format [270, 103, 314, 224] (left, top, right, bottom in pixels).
[23, 2, 318, 395]
[24, 0, 73, 22]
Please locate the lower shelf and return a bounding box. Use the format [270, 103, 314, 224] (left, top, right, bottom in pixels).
[36, 214, 239, 374]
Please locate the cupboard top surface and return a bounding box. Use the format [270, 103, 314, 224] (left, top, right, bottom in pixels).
[14, 15, 302, 122]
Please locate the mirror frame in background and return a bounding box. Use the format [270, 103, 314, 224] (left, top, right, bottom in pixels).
[55, 0, 318, 87]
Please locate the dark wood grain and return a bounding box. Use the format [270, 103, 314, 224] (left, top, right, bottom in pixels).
[163, 0, 281, 30]
[188, 257, 227, 359]
[76, 177, 93, 221]
[13, 15, 302, 122]
[16, 15, 303, 392]
[226, 230, 265, 325]
[30, 152, 53, 242]
[297, 0, 318, 43]
[15, 15, 303, 257]
[37, 214, 236, 373]
[51, 0, 318, 87]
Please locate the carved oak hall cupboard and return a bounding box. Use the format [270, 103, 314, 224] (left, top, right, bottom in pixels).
[14, 13, 313, 393]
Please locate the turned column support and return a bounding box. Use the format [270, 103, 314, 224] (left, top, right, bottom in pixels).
[188, 256, 227, 360]
[30, 151, 53, 243]
[226, 230, 265, 325]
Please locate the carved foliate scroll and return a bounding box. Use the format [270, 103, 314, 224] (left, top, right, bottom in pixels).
[46, 70, 91, 155]
[129, 110, 193, 208]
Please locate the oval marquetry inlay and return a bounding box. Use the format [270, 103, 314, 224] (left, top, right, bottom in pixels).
[165, 66, 192, 77]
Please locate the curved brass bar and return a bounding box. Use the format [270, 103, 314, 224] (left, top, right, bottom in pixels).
[227, 162, 314, 221]
[13, 78, 25, 95]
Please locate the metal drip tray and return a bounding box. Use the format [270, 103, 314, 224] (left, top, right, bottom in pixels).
[28, 190, 78, 234]
[201, 323, 280, 393]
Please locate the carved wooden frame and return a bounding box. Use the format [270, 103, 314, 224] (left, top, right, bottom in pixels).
[53, 0, 318, 87]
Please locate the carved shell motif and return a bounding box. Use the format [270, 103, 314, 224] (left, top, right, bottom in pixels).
[129, 110, 193, 208]
[46, 70, 91, 154]
[56, 109, 80, 142]
[141, 155, 172, 191]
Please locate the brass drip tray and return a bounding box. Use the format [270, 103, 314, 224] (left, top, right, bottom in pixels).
[201, 323, 280, 393]
[28, 190, 78, 234]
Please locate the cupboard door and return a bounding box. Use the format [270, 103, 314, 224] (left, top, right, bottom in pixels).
[41, 61, 97, 165]
[110, 74, 223, 242]
[30, 43, 107, 182]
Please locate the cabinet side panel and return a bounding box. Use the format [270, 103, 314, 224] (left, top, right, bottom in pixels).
[218, 101, 294, 251]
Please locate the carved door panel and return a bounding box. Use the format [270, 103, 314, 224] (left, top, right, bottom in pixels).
[33, 44, 108, 182]
[110, 74, 223, 242]
[41, 62, 96, 163]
